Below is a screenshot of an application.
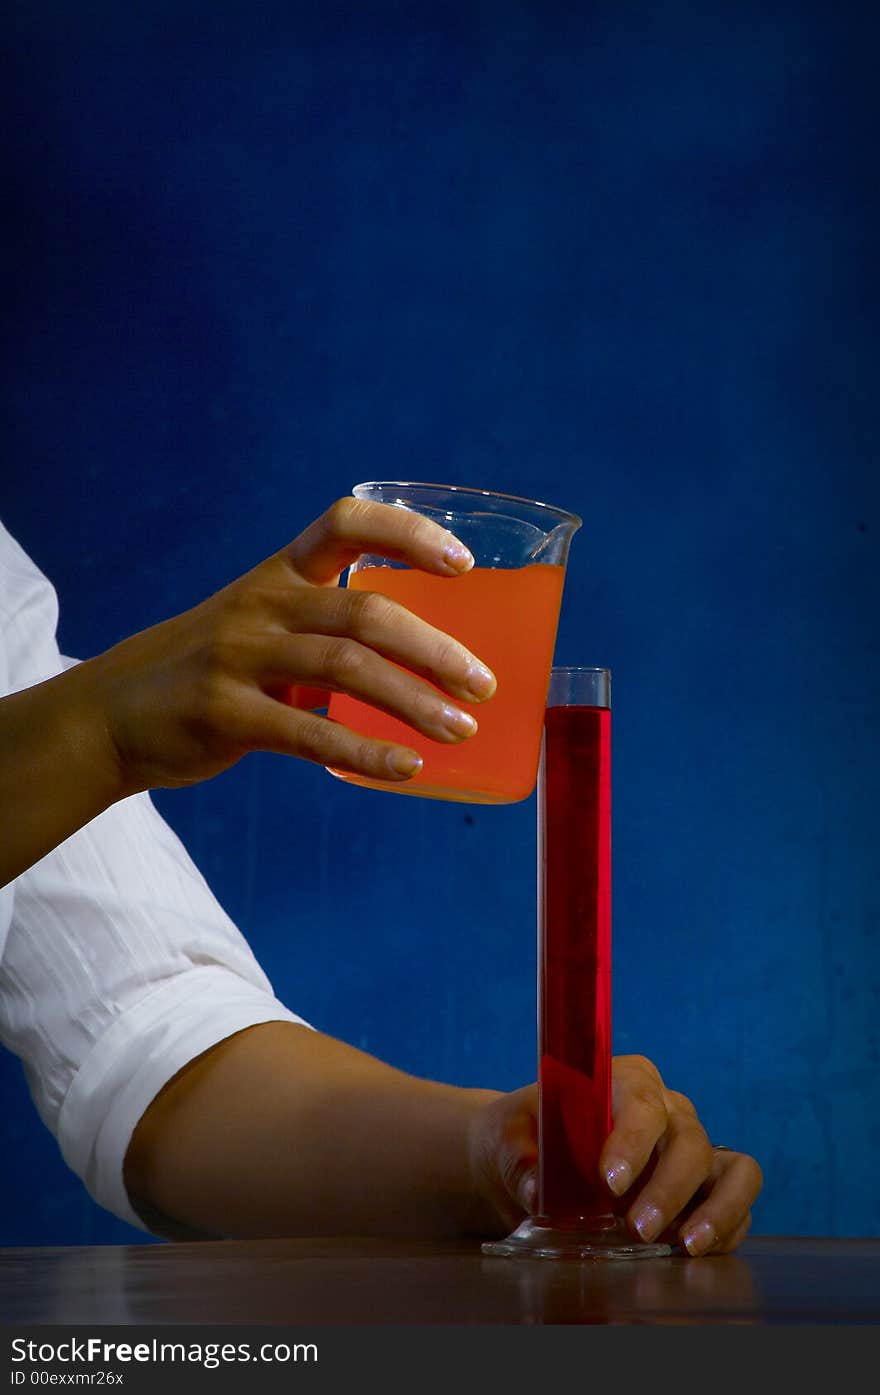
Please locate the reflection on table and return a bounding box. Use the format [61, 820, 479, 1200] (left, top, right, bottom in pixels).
[2, 1236, 878, 1325]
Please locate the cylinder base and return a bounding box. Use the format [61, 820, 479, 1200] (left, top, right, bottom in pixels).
[481, 1215, 672, 1262]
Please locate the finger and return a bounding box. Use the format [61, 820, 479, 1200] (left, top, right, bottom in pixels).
[488, 1086, 540, 1226]
[680, 1209, 753, 1258]
[707, 1213, 752, 1255]
[242, 691, 425, 780]
[265, 633, 482, 745]
[676, 1151, 764, 1257]
[498, 1117, 540, 1219]
[286, 497, 475, 587]
[601, 1056, 668, 1197]
[274, 587, 497, 704]
[624, 1096, 713, 1245]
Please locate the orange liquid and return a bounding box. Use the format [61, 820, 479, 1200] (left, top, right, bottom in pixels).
[327, 563, 566, 803]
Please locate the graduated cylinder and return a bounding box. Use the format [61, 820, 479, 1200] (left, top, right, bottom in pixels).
[538, 666, 613, 1223]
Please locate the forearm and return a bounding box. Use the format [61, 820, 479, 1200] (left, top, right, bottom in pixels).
[0, 661, 125, 886]
[124, 1022, 503, 1240]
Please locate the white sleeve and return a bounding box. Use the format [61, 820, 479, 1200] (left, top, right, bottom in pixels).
[0, 520, 310, 1233]
[1, 796, 309, 1234]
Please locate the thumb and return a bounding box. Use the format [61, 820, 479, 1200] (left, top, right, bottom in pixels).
[516, 1168, 538, 1215]
[497, 1137, 538, 1216]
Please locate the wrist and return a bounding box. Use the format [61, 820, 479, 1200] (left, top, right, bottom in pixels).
[57, 657, 132, 806]
[0, 660, 131, 885]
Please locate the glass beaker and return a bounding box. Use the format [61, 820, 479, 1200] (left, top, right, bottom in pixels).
[326, 482, 581, 804]
[483, 666, 671, 1259]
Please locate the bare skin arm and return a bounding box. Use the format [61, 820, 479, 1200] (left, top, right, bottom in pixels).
[124, 1023, 763, 1253]
[125, 1023, 499, 1240]
[0, 665, 127, 886]
[0, 498, 496, 887]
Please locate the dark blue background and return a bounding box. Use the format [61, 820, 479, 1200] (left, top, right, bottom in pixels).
[2, 0, 878, 1245]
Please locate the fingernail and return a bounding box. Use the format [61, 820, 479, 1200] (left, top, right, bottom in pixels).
[440, 704, 478, 740]
[465, 660, 496, 700]
[442, 541, 474, 573]
[605, 1160, 633, 1196]
[682, 1219, 716, 1256]
[386, 748, 423, 778]
[632, 1203, 663, 1243]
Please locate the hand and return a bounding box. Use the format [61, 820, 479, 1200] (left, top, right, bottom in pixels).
[80, 497, 497, 796]
[468, 1055, 763, 1255]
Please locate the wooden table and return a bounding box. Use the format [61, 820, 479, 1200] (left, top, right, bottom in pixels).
[2, 1235, 878, 1326]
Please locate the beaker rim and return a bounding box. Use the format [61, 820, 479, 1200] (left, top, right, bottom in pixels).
[352, 480, 583, 529]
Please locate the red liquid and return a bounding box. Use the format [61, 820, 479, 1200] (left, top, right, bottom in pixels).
[538, 704, 612, 1224]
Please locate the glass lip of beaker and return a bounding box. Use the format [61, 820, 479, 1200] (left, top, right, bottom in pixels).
[351, 480, 583, 532]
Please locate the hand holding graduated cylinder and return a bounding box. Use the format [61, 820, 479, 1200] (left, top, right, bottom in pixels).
[483, 667, 670, 1259]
